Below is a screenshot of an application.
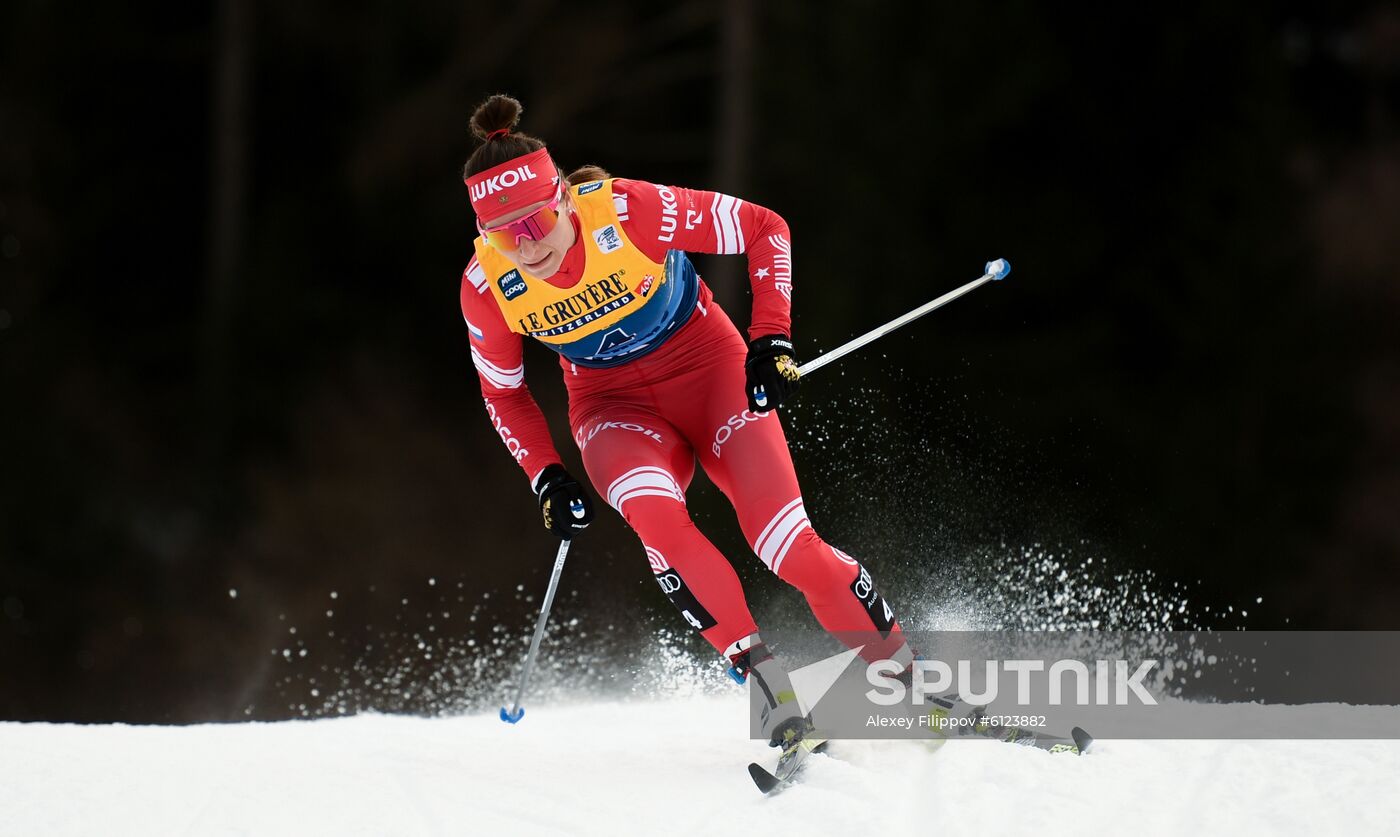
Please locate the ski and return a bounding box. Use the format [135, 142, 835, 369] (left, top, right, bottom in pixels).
[1072, 726, 1095, 753]
[747, 736, 829, 795]
[969, 721, 1091, 754]
[748, 696, 1092, 794]
[748, 723, 1089, 795]
[924, 694, 1093, 755]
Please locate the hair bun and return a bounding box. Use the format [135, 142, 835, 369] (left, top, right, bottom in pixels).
[470, 94, 523, 142]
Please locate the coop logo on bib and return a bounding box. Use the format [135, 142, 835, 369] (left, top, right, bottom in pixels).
[592, 224, 624, 254]
[498, 269, 526, 300]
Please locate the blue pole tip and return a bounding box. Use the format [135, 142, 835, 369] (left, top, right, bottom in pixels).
[500, 706, 525, 724]
[985, 258, 1011, 280]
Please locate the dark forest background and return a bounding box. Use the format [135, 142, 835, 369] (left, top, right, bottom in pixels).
[2, 1, 1398, 723]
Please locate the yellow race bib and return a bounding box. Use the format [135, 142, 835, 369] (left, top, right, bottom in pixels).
[473, 179, 698, 367]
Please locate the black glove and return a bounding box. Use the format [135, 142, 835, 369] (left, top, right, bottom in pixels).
[744, 334, 801, 413]
[534, 463, 595, 540]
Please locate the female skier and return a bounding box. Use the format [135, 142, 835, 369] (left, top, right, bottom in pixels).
[460, 95, 915, 744]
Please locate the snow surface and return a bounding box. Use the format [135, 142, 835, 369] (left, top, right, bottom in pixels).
[4, 695, 1399, 837]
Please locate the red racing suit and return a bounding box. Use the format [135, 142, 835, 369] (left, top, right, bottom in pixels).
[460, 178, 911, 666]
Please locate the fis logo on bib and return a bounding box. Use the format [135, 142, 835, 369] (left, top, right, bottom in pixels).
[592, 224, 623, 254]
[577, 181, 605, 195]
[498, 269, 526, 300]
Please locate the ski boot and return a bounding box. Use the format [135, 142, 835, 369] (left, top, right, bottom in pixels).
[730, 637, 831, 793]
[726, 637, 811, 747]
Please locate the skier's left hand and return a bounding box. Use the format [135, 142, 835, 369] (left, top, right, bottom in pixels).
[534, 463, 595, 540]
[745, 334, 801, 413]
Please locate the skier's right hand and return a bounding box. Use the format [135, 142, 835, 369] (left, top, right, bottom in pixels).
[744, 334, 801, 413]
[534, 463, 595, 540]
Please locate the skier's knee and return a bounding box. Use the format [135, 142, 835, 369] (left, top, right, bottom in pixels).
[604, 464, 686, 517]
[604, 465, 688, 521]
[749, 498, 821, 575]
[761, 521, 858, 594]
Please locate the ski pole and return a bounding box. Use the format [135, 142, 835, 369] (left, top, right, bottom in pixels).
[796, 258, 1011, 378]
[499, 536, 573, 724]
